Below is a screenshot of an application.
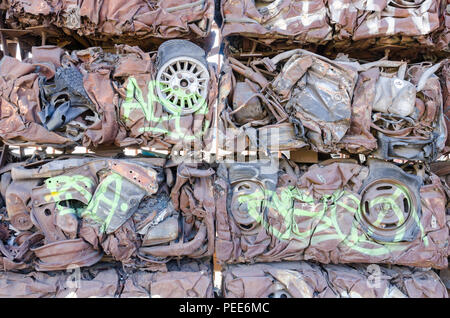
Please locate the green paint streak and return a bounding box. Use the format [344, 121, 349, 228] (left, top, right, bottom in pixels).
[82, 173, 124, 233]
[364, 185, 420, 243]
[43, 175, 94, 217]
[44, 175, 94, 203]
[368, 188, 406, 226]
[238, 185, 426, 256]
[121, 77, 209, 142]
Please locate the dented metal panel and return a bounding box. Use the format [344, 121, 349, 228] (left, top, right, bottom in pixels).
[0, 260, 213, 298]
[0, 43, 217, 153]
[219, 50, 448, 161]
[0, 155, 216, 271]
[215, 158, 449, 268]
[2, 0, 214, 47]
[221, 0, 449, 55]
[0, 0, 448, 300]
[222, 262, 448, 298]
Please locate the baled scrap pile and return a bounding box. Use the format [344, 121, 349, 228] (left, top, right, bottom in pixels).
[0, 45, 216, 151]
[218, 50, 448, 162]
[1, 0, 214, 47]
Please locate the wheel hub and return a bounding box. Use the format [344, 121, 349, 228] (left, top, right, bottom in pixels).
[156, 57, 209, 115]
[360, 179, 415, 238]
[231, 181, 265, 234]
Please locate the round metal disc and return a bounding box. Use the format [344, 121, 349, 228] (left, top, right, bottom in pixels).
[360, 178, 416, 239]
[230, 181, 265, 234]
[156, 56, 209, 115]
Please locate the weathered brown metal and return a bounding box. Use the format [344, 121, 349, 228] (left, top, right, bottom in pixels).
[0, 156, 216, 271]
[31, 239, 104, 272]
[222, 262, 449, 298]
[0, 0, 448, 300]
[219, 48, 447, 161]
[215, 158, 448, 269]
[108, 160, 158, 194]
[221, 0, 449, 58]
[5, 179, 40, 231]
[1, 0, 215, 49]
[0, 259, 213, 298]
[0, 44, 217, 153]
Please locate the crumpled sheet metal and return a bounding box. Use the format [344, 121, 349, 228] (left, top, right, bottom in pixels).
[434, 0, 450, 52]
[430, 161, 450, 202]
[0, 266, 119, 298]
[0, 260, 213, 298]
[0, 271, 61, 298]
[0, 231, 44, 271]
[429, 160, 450, 258]
[0, 45, 217, 152]
[121, 260, 213, 298]
[0, 156, 216, 271]
[3, 0, 214, 45]
[221, 0, 448, 52]
[31, 239, 104, 272]
[219, 49, 447, 160]
[215, 159, 449, 268]
[5, 179, 39, 231]
[440, 60, 450, 154]
[222, 0, 332, 43]
[222, 262, 449, 298]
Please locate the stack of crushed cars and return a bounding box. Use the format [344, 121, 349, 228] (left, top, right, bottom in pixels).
[0, 43, 217, 152]
[217, 0, 450, 298]
[0, 0, 215, 49]
[0, 149, 216, 297]
[221, 0, 449, 58]
[0, 0, 217, 298]
[0, 0, 449, 299]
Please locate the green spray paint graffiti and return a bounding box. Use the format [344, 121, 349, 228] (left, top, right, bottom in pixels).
[121, 78, 210, 141]
[43, 172, 140, 233]
[237, 186, 427, 256]
[43, 175, 95, 217]
[81, 173, 127, 233]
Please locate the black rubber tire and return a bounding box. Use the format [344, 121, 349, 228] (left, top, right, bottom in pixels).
[156, 40, 208, 70]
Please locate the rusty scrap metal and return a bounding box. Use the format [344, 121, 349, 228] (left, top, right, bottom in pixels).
[222, 0, 449, 56]
[0, 43, 217, 153]
[2, 0, 214, 47]
[222, 262, 449, 298]
[0, 0, 449, 300]
[219, 49, 448, 161]
[215, 158, 449, 268]
[0, 259, 213, 298]
[0, 155, 216, 271]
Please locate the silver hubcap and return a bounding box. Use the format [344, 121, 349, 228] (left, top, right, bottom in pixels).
[156, 57, 209, 115]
